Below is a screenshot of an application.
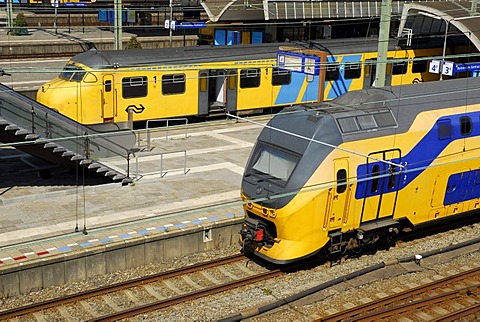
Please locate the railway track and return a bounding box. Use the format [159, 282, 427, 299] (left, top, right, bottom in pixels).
[318, 266, 480, 321]
[0, 254, 282, 320]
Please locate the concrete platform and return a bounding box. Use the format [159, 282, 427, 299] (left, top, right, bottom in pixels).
[0, 26, 198, 58]
[0, 117, 267, 296]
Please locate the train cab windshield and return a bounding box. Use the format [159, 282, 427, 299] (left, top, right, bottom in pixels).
[59, 64, 86, 82]
[249, 142, 300, 183]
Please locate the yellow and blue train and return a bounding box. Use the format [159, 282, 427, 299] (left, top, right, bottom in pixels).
[240, 76, 480, 264]
[37, 38, 454, 128]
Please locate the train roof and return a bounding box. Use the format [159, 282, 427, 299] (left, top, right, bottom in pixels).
[308, 77, 480, 141]
[70, 37, 396, 69]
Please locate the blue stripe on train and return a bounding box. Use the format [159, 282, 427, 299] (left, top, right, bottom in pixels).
[355, 111, 480, 200]
[302, 75, 319, 102]
[445, 170, 480, 205]
[326, 55, 362, 100]
[274, 72, 306, 105]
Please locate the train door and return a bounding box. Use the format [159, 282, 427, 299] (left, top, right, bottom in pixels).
[225, 70, 238, 113]
[198, 69, 237, 116]
[363, 59, 392, 88]
[360, 149, 401, 223]
[326, 158, 351, 230]
[102, 75, 115, 122]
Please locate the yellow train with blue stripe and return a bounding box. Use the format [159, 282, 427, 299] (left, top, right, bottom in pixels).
[240, 76, 480, 264]
[36, 38, 454, 128]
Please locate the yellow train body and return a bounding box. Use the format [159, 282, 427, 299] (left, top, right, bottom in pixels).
[37, 41, 454, 127]
[240, 77, 480, 264]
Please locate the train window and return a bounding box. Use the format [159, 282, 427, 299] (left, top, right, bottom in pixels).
[370, 164, 380, 193]
[122, 76, 148, 99]
[272, 68, 291, 86]
[336, 169, 347, 194]
[338, 117, 360, 133]
[251, 143, 300, 183]
[228, 71, 236, 90]
[392, 62, 407, 75]
[84, 73, 97, 83]
[199, 72, 207, 92]
[344, 63, 361, 79]
[460, 116, 472, 136]
[162, 74, 186, 95]
[60, 64, 86, 82]
[240, 69, 260, 88]
[437, 119, 452, 139]
[475, 171, 480, 185]
[374, 111, 397, 128]
[71, 70, 86, 82]
[325, 64, 339, 81]
[412, 59, 428, 73]
[387, 165, 397, 190]
[357, 114, 377, 130]
[104, 80, 112, 92]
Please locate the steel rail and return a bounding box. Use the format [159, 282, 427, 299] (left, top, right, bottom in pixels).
[88, 269, 285, 322]
[0, 254, 245, 320]
[318, 266, 480, 321]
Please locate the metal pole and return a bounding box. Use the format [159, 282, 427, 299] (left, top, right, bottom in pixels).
[374, 0, 391, 88]
[6, 0, 13, 34]
[440, 20, 449, 81]
[169, 0, 173, 47]
[54, 1, 58, 34]
[114, 0, 122, 50]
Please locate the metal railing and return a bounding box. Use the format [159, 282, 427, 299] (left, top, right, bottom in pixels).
[130, 150, 189, 180]
[143, 118, 189, 151]
[0, 83, 135, 160]
[160, 150, 188, 178]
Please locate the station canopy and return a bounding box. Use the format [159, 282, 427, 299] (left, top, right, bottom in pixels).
[397, 1, 480, 52]
[199, 0, 433, 23]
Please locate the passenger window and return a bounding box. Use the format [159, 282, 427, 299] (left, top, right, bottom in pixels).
[336, 169, 347, 193]
[387, 165, 397, 190]
[412, 59, 428, 73]
[460, 116, 472, 136]
[344, 63, 361, 79]
[162, 74, 186, 95]
[326, 63, 339, 81]
[437, 119, 452, 139]
[392, 61, 407, 75]
[240, 68, 260, 88]
[272, 68, 291, 86]
[122, 76, 148, 99]
[370, 164, 380, 193]
[104, 80, 112, 92]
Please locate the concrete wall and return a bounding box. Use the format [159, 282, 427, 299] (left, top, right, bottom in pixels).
[0, 219, 243, 297]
